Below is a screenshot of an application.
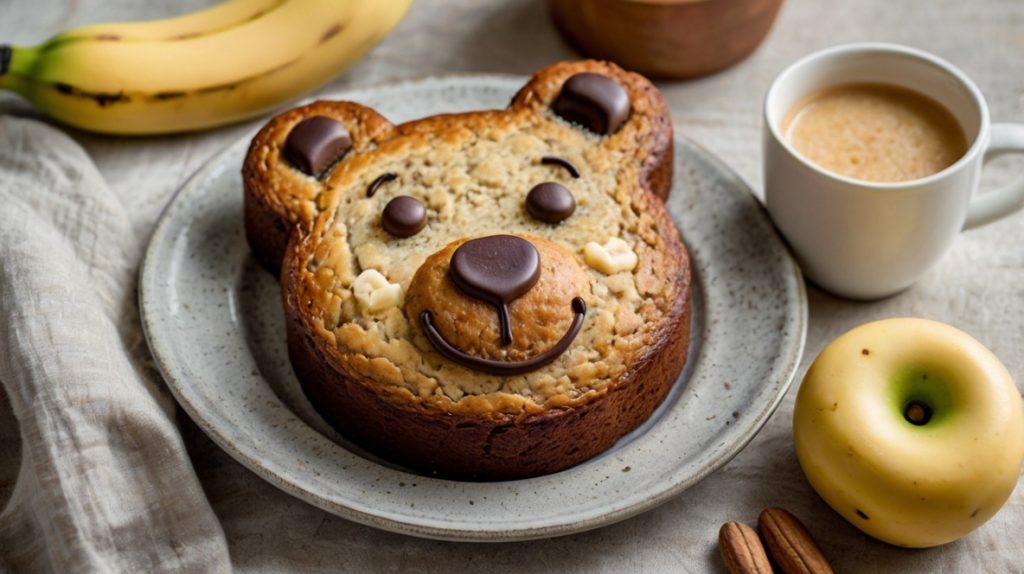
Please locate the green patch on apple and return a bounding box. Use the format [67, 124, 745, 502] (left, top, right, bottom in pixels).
[889, 366, 955, 428]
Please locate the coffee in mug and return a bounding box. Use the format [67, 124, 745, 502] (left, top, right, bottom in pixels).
[782, 83, 968, 183]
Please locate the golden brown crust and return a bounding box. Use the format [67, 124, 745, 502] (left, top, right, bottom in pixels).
[511, 60, 674, 200]
[242, 100, 394, 272]
[284, 235, 691, 480]
[248, 60, 689, 479]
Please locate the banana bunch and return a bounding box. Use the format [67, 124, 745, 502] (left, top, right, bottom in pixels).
[0, 0, 412, 135]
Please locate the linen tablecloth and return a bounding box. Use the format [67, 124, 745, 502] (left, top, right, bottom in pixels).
[0, 117, 230, 572]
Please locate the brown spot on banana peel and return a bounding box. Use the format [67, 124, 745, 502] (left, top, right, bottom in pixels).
[44, 76, 240, 107]
[29, 13, 361, 110]
[154, 91, 187, 101]
[40, 49, 301, 107]
[196, 83, 239, 95]
[321, 23, 344, 43]
[53, 82, 129, 106]
[95, 92, 128, 106]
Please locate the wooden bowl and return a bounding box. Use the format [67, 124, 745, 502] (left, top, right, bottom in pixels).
[547, 0, 784, 79]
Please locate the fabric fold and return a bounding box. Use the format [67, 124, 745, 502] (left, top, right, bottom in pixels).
[0, 117, 230, 573]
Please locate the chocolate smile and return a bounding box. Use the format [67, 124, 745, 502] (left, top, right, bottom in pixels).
[420, 297, 586, 375]
[418, 234, 587, 374]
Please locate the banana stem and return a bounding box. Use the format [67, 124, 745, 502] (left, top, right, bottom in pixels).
[0, 45, 14, 93]
[1, 45, 11, 76]
[0, 45, 39, 94]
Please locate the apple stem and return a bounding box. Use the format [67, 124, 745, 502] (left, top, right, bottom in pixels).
[904, 401, 932, 425]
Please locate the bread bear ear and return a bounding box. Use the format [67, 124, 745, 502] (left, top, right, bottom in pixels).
[243, 100, 395, 273]
[511, 61, 674, 200]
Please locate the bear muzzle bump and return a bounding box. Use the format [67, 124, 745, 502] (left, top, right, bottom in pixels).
[404, 235, 590, 374]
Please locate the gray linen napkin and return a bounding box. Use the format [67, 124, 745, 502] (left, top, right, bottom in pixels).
[0, 116, 230, 572]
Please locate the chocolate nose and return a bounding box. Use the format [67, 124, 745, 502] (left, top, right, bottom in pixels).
[449, 235, 540, 346]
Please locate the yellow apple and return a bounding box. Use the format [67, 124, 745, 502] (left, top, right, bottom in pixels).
[793, 318, 1024, 548]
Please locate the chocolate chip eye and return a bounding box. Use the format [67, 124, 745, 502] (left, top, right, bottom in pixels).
[551, 73, 631, 135]
[540, 156, 580, 178]
[382, 195, 427, 238]
[526, 182, 575, 223]
[283, 116, 352, 178]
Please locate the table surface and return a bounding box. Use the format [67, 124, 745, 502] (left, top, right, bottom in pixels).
[1, 1, 1022, 572]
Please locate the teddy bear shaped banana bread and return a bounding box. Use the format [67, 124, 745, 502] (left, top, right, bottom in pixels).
[242, 60, 692, 480]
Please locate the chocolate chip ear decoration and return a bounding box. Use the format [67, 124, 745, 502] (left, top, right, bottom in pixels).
[449, 235, 541, 346]
[526, 182, 576, 223]
[541, 156, 580, 178]
[283, 116, 352, 177]
[420, 298, 586, 376]
[367, 172, 398, 197]
[551, 73, 630, 135]
[382, 196, 427, 238]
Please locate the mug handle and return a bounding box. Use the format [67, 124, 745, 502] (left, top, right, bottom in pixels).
[965, 123, 1024, 229]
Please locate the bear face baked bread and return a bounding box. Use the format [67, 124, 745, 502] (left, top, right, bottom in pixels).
[243, 60, 692, 480]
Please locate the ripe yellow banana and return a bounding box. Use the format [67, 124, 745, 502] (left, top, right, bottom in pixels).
[0, 0, 412, 135]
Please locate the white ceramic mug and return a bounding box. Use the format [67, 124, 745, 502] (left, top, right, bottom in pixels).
[763, 43, 1024, 300]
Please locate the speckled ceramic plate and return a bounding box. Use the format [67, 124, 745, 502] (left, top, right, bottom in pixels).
[140, 75, 807, 542]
